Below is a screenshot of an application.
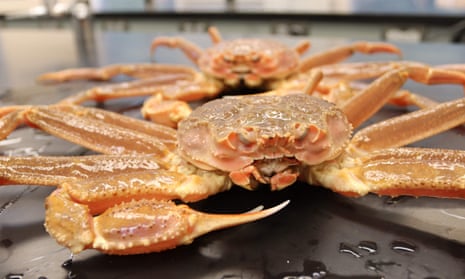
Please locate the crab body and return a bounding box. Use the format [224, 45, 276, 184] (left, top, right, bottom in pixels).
[198, 39, 301, 88]
[178, 95, 351, 189]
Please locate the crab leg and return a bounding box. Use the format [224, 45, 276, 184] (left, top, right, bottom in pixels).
[316, 61, 426, 80]
[0, 105, 176, 157]
[37, 64, 196, 84]
[0, 155, 162, 185]
[311, 97, 465, 198]
[341, 66, 465, 128]
[350, 98, 465, 153]
[299, 42, 402, 72]
[315, 80, 439, 109]
[56, 74, 195, 105]
[150, 36, 205, 64]
[436, 63, 465, 74]
[38, 64, 207, 108]
[45, 188, 288, 255]
[312, 147, 465, 199]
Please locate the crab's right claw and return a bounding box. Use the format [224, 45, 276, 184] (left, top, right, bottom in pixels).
[45, 189, 289, 255]
[95, 199, 290, 255]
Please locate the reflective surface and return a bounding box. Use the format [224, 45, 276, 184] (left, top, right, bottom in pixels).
[0, 30, 465, 278]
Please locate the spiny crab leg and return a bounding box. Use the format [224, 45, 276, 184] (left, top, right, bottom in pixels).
[340, 65, 465, 128]
[46, 188, 288, 255]
[0, 155, 162, 186]
[150, 35, 206, 64]
[56, 73, 197, 105]
[0, 154, 233, 205]
[313, 79, 439, 109]
[351, 97, 465, 152]
[309, 97, 465, 199]
[39, 64, 214, 107]
[316, 61, 427, 80]
[37, 64, 197, 84]
[313, 147, 465, 199]
[436, 63, 465, 74]
[298, 41, 402, 72]
[0, 105, 177, 157]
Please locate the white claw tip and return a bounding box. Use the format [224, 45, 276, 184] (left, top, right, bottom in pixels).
[263, 200, 290, 217]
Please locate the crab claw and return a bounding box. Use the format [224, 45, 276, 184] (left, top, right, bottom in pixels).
[45, 189, 289, 255]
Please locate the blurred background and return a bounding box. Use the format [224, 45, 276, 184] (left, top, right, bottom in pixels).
[0, 0, 464, 89]
[1, 0, 465, 41]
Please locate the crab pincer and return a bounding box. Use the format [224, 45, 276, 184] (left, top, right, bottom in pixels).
[45, 188, 289, 255]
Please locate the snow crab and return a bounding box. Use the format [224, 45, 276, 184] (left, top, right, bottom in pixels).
[1, 66, 465, 255]
[35, 27, 426, 128]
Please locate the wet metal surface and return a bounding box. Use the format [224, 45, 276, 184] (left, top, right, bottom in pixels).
[0, 31, 464, 278]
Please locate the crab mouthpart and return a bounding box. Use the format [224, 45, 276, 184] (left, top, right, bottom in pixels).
[229, 158, 301, 190]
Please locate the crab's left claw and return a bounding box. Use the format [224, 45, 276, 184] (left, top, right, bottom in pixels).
[45, 189, 289, 255]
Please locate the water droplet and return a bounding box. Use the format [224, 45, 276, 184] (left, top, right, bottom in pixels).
[67, 271, 77, 279]
[358, 240, 378, 254]
[62, 258, 73, 269]
[62, 254, 79, 278]
[365, 259, 398, 272]
[1, 238, 13, 248]
[5, 274, 23, 279]
[339, 242, 362, 258]
[268, 259, 383, 279]
[391, 240, 417, 254]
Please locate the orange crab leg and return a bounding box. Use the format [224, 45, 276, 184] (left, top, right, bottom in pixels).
[150, 36, 205, 64]
[37, 64, 196, 84]
[0, 155, 163, 186]
[294, 40, 311, 56]
[57, 73, 197, 105]
[313, 147, 465, 199]
[207, 26, 223, 44]
[349, 148, 465, 198]
[341, 66, 465, 128]
[350, 97, 465, 152]
[313, 79, 439, 109]
[311, 97, 465, 199]
[316, 61, 425, 80]
[436, 63, 465, 74]
[0, 154, 232, 205]
[299, 41, 402, 72]
[63, 169, 232, 214]
[0, 105, 176, 157]
[45, 188, 288, 255]
[37, 64, 204, 109]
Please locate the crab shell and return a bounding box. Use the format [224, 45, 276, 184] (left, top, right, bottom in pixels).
[177, 94, 352, 188]
[197, 39, 301, 87]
